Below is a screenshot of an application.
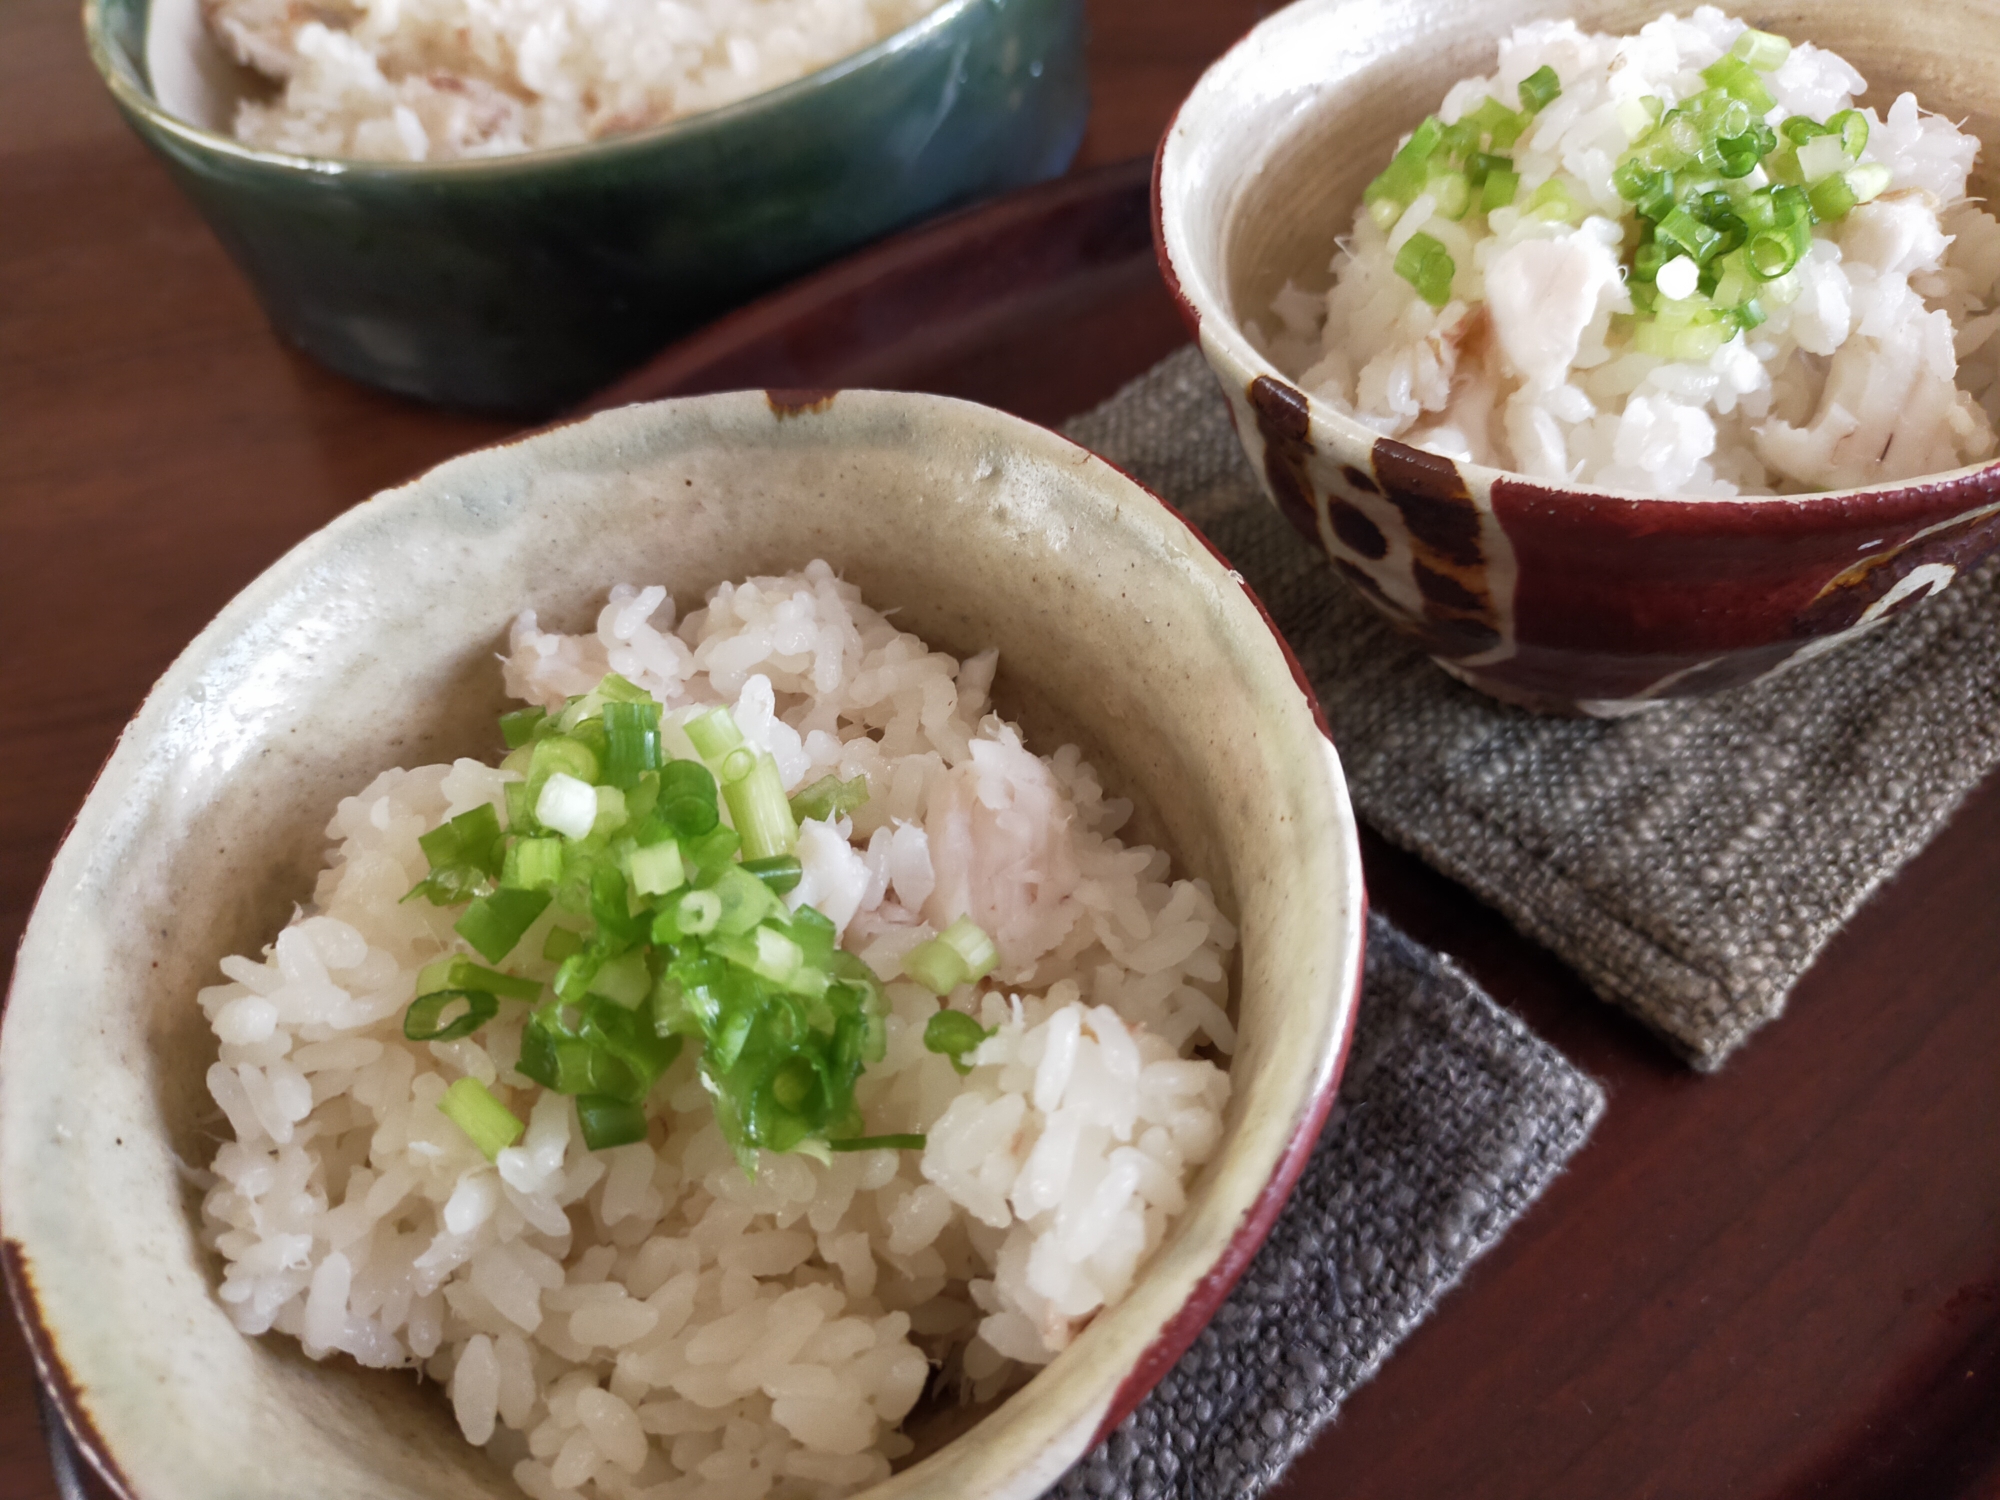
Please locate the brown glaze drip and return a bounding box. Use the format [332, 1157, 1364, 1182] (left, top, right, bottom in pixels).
[764, 389, 838, 417]
[1372, 439, 1481, 563]
[1795, 508, 2000, 635]
[1327, 498, 1388, 560]
[1371, 436, 1504, 659]
[1339, 463, 1380, 495]
[1246, 376, 1319, 541]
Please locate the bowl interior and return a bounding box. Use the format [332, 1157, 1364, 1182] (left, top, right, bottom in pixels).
[0, 393, 1359, 1500]
[1188, 0, 2000, 366]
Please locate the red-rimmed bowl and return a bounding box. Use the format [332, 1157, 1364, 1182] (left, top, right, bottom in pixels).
[0, 391, 1364, 1499]
[1154, 0, 2000, 716]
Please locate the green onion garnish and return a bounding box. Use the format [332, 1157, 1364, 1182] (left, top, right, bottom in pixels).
[401, 680, 910, 1167]
[788, 773, 870, 824]
[742, 854, 804, 895]
[438, 1078, 525, 1159]
[828, 1134, 926, 1152]
[1730, 27, 1790, 70]
[903, 916, 999, 996]
[923, 1010, 994, 1075]
[405, 988, 498, 1042]
[1392, 231, 1456, 308]
[1517, 65, 1561, 114]
[455, 888, 552, 964]
[575, 1094, 649, 1151]
[404, 803, 505, 906]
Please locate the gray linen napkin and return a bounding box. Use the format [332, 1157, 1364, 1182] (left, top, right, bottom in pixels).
[1065, 348, 2000, 1068]
[1049, 914, 1604, 1499]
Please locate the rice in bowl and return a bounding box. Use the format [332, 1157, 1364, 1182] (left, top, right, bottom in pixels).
[202, 0, 946, 160]
[195, 563, 1236, 1500]
[1257, 7, 2000, 496]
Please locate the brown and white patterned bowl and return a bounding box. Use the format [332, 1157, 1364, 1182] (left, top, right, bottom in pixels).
[1154, 0, 2000, 715]
[0, 392, 1364, 1499]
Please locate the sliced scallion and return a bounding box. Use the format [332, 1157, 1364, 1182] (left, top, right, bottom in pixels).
[536, 772, 599, 840]
[575, 1094, 649, 1151]
[404, 988, 498, 1042]
[1729, 26, 1790, 70]
[438, 1078, 525, 1159]
[455, 887, 553, 964]
[1517, 64, 1561, 114]
[828, 1133, 926, 1152]
[742, 854, 804, 895]
[1392, 231, 1456, 308]
[724, 753, 798, 861]
[923, 1010, 994, 1075]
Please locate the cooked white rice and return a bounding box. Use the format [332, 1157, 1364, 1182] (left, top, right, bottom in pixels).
[196, 563, 1235, 1499]
[1257, 8, 2000, 495]
[203, 0, 942, 160]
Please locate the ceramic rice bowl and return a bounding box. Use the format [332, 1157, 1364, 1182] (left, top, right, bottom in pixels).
[83, 0, 1087, 414]
[1154, 0, 2000, 716]
[0, 392, 1364, 1499]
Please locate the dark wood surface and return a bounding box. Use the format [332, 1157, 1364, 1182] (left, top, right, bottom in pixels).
[1, 5, 1997, 1500]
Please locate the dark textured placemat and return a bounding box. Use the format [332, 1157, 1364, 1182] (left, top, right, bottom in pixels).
[1066, 348, 2000, 1069]
[1050, 913, 1604, 1499]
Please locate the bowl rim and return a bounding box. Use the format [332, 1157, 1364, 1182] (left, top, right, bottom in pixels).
[1150, 0, 2000, 510]
[0, 389, 1368, 1500]
[82, 0, 997, 178]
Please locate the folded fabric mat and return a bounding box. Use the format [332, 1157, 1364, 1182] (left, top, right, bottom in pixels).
[1066, 347, 2000, 1069]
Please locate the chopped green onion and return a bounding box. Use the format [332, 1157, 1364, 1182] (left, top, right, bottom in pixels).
[1807, 170, 1858, 221]
[935, 917, 998, 984]
[742, 854, 803, 895]
[685, 707, 755, 782]
[723, 753, 798, 861]
[404, 988, 498, 1042]
[923, 1009, 994, 1075]
[405, 803, 505, 906]
[1781, 114, 1829, 146]
[536, 772, 599, 840]
[625, 838, 685, 898]
[589, 947, 653, 1008]
[500, 706, 548, 749]
[455, 887, 553, 964]
[1525, 177, 1584, 224]
[1517, 65, 1560, 114]
[1797, 133, 1852, 184]
[1698, 55, 1773, 113]
[416, 955, 544, 1001]
[575, 1094, 649, 1151]
[1425, 164, 1472, 220]
[527, 735, 599, 788]
[438, 1078, 525, 1159]
[657, 760, 721, 837]
[828, 1134, 926, 1152]
[1656, 205, 1725, 263]
[543, 925, 584, 962]
[503, 836, 565, 891]
[1464, 96, 1525, 149]
[1828, 108, 1868, 159]
[661, 887, 722, 939]
[1730, 26, 1790, 69]
[789, 773, 870, 824]
[1480, 167, 1520, 211]
[601, 700, 664, 790]
[1362, 115, 1447, 215]
[1847, 162, 1892, 205]
[1392, 231, 1456, 308]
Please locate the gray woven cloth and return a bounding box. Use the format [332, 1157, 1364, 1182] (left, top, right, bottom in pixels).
[1066, 348, 2000, 1068]
[1048, 914, 1604, 1499]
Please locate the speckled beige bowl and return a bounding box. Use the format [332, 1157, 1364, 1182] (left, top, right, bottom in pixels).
[0, 392, 1365, 1499]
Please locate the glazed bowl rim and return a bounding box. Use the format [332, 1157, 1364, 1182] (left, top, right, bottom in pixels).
[0, 388, 1368, 1500]
[82, 0, 993, 179]
[1151, 0, 2000, 511]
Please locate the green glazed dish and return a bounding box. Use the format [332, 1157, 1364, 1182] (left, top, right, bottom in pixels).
[84, 0, 1087, 413]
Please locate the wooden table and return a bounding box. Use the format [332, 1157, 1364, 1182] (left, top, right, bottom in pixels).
[2, 2, 1997, 1497]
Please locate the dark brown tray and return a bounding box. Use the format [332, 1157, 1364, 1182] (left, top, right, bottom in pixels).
[13, 158, 1999, 1500]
